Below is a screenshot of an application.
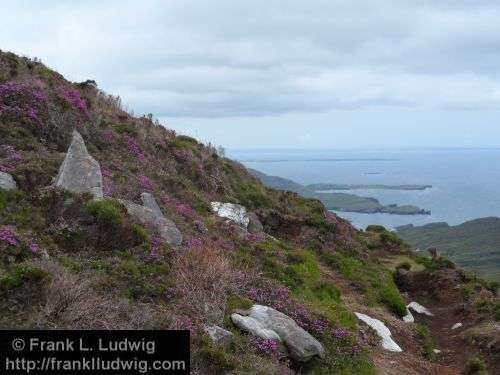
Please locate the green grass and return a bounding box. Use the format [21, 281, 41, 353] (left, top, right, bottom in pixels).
[382, 255, 425, 272]
[414, 324, 434, 361]
[322, 251, 407, 317]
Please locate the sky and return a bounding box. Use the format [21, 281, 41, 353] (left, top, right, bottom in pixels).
[2, 0, 500, 149]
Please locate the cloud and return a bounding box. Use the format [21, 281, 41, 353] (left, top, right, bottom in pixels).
[2, 0, 500, 118]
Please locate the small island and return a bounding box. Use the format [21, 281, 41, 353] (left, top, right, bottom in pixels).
[249, 169, 431, 215]
[307, 183, 432, 191]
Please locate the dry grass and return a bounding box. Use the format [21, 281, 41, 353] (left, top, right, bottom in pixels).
[172, 246, 250, 326]
[36, 260, 155, 329]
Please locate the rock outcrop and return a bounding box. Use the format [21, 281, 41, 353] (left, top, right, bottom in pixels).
[211, 202, 250, 227]
[211, 201, 264, 233]
[55, 130, 103, 199]
[231, 304, 325, 362]
[0, 171, 16, 190]
[120, 193, 182, 246]
[355, 312, 402, 352]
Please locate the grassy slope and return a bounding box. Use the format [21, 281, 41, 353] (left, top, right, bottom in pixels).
[1, 50, 497, 374]
[396, 218, 500, 281]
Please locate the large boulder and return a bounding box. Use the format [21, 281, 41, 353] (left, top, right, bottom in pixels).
[0, 172, 16, 190]
[120, 194, 182, 246]
[231, 305, 325, 362]
[55, 130, 103, 199]
[211, 202, 250, 228]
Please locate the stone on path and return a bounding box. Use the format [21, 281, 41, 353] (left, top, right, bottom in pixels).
[355, 312, 403, 352]
[451, 322, 462, 330]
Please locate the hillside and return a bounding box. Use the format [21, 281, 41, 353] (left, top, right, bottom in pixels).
[249, 169, 430, 215]
[396, 218, 500, 282]
[1, 50, 498, 374]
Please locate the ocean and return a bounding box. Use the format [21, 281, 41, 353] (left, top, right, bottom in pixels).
[228, 148, 500, 230]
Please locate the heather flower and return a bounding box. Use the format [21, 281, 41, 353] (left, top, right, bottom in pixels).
[213, 238, 236, 251]
[27, 239, 41, 253]
[172, 315, 197, 335]
[161, 195, 200, 220]
[102, 130, 116, 143]
[149, 236, 163, 260]
[101, 168, 114, 196]
[57, 86, 87, 113]
[246, 232, 265, 243]
[247, 286, 329, 335]
[186, 237, 203, 249]
[332, 328, 350, 340]
[126, 136, 145, 161]
[172, 148, 192, 161]
[0, 226, 17, 246]
[0, 145, 22, 172]
[0, 81, 48, 126]
[250, 337, 279, 356]
[139, 175, 155, 191]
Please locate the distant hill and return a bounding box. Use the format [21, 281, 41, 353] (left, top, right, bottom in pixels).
[396, 217, 500, 281]
[249, 169, 430, 215]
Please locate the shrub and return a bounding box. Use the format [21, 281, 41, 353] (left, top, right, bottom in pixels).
[365, 225, 386, 233]
[85, 199, 123, 226]
[465, 357, 486, 374]
[0, 265, 48, 296]
[172, 245, 246, 325]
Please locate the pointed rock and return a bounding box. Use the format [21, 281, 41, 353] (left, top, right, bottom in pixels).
[120, 194, 182, 246]
[0, 171, 17, 190]
[55, 130, 103, 199]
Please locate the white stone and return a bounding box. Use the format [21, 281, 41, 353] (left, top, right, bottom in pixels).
[433, 349, 441, 354]
[403, 309, 414, 323]
[355, 312, 402, 352]
[0, 171, 17, 190]
[231, 304, 325, 361]
[407, 302, 433, 316]
[211, 202, 250, 228]
[451, 322, 462, 330]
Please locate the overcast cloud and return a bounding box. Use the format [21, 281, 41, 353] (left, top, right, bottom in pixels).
[2, 1, 500, 147]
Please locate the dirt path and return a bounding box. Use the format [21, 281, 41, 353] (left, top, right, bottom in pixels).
[318, 262, 463, 374]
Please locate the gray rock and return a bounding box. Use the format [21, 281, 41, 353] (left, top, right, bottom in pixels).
[0, 171, 17, 190]
[211, 202, 250, 228]
[141, 192, 163, 216]
[247, 212, 263, 233]
[231, 304, 325, 362]
[204, 325, 234, 347]
[120, 195, 182, 246]
[55, 130, 103, 199]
